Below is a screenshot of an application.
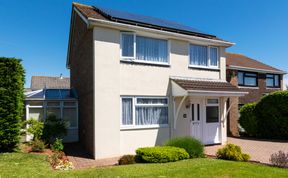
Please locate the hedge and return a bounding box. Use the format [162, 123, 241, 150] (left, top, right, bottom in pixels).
[165, 136, 204, 158]
[239, 103, 258, 137]
[255, 91, 288, 139]
[136, 146, 189, 163]
[0, 57, 25, 152]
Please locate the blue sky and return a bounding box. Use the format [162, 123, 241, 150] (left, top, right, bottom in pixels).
[1, 0, 288, 88]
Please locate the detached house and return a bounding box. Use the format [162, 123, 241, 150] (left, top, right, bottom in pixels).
[226, 53, 286, 136]
[67, 3, 247, 160]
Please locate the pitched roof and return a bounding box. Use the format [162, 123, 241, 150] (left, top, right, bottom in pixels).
[172, 78, 240, 92]
[73, 3, 224, 40]
[31, 76, 70, 90]
[226, 52, 285, 74]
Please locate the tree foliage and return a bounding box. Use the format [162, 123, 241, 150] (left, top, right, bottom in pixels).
[0, 57, 25, 152]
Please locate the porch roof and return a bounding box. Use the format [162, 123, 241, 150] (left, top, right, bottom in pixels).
[171, 77, 247, 97]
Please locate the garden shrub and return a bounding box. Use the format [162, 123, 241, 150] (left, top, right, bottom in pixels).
[216, 144, 250, 161]
[255, 91, 288, 139]
[270, 151, 288, 168]
[118, 155, 136, 165]
[0, 57, 25, 152]
[51, 138, 64, 151]
[165, 136, 204, 158]
[31, 139, 45, 152]
[136, 146, 189, 163]
[239, 103, 258, 136]
[42, 115, 68, 143]
[23, 119, 44, 140]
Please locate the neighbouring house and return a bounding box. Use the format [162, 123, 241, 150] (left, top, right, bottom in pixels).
[226, 52, 286, 136]
[24, 76, 79, 142]
[67, 2, 247, 160]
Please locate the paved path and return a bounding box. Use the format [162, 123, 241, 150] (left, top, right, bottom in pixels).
[205, 137, 288, 164]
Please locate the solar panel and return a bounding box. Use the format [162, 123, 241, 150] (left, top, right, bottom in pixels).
[94, 6, 215, 38]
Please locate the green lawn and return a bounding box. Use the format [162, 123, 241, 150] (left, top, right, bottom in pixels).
[0, 153, 287, 178]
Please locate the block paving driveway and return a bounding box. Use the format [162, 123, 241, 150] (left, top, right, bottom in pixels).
[205, 137, 288, 164]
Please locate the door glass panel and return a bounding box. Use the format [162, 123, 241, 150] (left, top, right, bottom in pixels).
[206, 106, 219, 123]
[197, 104, 200, 121]
[191, 104, 194, 121]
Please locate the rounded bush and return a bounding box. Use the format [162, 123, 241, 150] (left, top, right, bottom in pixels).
[31, 139, 45, 152]
[136, 146, 189, 163]
[239, 103, 258, 136]
[51, 138, 64, 151]
[165, 136, 204, 158]
[118, 155, 136, 165]
[216, 144, 250, 161]
[255, 91, 288, 139]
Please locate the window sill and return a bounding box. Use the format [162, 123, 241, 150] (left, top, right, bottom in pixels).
[238, 86, 259, 89]
[266, 87, 281, 90]
[188, 65, 220, 71]
[120, 59, 170, 67]
[120, 124, 169, 131]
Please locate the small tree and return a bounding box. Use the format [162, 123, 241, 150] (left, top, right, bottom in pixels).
[239, 103, 258, 136]
[42, 115, 68, 143]
[23, 119, 44, 140]
[0, 57, 25, 152]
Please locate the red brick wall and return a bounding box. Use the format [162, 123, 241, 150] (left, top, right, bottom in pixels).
[226, 69, 283, 136]
[69, 13, 95, 157]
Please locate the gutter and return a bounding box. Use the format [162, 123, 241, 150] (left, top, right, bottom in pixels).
[227, 65, 287, 75]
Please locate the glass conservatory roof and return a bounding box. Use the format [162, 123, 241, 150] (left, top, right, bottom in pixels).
[25, 89, 77, 100]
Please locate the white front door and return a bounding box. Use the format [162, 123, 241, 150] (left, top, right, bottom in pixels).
[190, 102, 202, 141]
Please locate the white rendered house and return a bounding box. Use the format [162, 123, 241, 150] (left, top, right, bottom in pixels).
[67, 3, 247, 159]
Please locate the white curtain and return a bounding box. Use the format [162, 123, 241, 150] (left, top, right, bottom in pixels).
[136, 36, 168, 63]
[122, 34, 134, 57]
[190, 45, 207, 66]
[122, 98, 133, 125]
[210, 47, 218, 66]
[135, 107, 168, 125]
[137, 98, 167, 104]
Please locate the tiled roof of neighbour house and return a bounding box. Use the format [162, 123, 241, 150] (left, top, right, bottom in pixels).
[226, 52, 285, 74]
[73, 3, 229, 41]
[31, 76, 70, 90]
[172, 78, 240, 92]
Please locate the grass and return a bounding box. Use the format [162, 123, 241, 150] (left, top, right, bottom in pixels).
[0, 153, 287, 178]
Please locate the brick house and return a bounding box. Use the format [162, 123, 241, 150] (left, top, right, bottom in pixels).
[226, 52, 286, 136]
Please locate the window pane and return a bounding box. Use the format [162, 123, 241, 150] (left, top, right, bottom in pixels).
[64, 102, 76, 107]
[244, 77, 257, 86]
[274, 75, 279, 87]
[29, 108, 44, 121]
[190, 45, 207, 66]
[266, 78, 274, 87]
[121, 33, 134, 57]
[136, 36, 168, 63]
[46, 108, 61, 119]
[28, 101, 43, 106]
[266, 74, 274, 78]
[206, 106, 219, 123]
[135, 107, 168, 125]
[63, 108, 77, 128]
[245, 73, 257, 77]
[45, 89, 61, 99]
[238, 72, 244, 85]
[210, 47, 218, 66]
[207, 99, 218, 104]
[47, 102, 60, 106]
[122, 98, 133, 125]
[137, 98, 168, 104]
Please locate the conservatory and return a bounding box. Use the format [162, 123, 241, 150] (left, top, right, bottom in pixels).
[24, 89, 78, 142]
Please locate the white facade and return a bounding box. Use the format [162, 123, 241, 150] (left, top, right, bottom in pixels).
[90, 24, 237, 159]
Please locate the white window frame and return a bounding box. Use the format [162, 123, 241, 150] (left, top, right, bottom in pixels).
[120, 32, 170, 66]
[206, 98, 220, 123]
[26, 100, 78, 129]
[120, 96, 169, 130]
[188, 44, 219, 69]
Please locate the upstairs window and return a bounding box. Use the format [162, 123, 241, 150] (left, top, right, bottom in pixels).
[121, 32, 168, 64]
[189, 44, 218, 68]
[238, 71, 258, 87]
[266, 74, 280, 88]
